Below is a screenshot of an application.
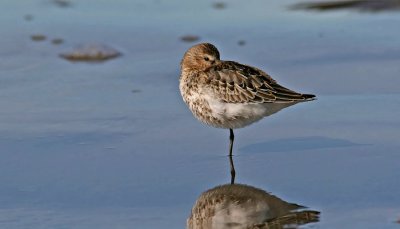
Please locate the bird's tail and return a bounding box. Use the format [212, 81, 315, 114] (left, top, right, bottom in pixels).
[302, 93, 317, 101]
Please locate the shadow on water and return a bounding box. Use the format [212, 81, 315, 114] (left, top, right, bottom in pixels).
[291, 0, 400, 12]
[240, 136, 363, 154]
[187, 156, 320, 229]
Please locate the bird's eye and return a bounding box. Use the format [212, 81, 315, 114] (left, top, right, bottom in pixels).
[204, 57, 210, 61]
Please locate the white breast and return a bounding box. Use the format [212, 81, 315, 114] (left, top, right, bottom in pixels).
[204, 94, 294, 129]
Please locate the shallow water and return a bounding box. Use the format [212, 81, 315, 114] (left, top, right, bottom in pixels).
[1, 0, 400, 228]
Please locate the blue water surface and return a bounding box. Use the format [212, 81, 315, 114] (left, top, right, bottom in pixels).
[1, 0, 400, 228]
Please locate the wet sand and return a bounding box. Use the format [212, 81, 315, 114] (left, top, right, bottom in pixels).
[1, 0, 400, 228]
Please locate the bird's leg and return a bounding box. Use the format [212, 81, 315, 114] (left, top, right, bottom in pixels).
[229, 128, 236, 184]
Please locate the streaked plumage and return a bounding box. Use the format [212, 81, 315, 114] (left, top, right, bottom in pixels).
[179, 43, 315, 129]
[179, 43, 315, 180]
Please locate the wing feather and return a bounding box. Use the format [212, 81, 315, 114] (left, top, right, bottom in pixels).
[206, 61, 315, 104]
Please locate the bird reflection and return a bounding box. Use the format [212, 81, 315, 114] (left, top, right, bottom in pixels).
[187, 184, 319, 229]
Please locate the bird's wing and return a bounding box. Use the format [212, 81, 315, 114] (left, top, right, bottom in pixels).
[205, 61, 315, 104]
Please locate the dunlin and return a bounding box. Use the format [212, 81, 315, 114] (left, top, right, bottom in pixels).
[179, 43, 315, 182]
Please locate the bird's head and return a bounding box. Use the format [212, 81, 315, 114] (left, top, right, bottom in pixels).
[181, 43, 221, 72]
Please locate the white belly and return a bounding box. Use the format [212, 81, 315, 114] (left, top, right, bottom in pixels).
[203, 94, 295, 129]
[180, 80, 296, 129]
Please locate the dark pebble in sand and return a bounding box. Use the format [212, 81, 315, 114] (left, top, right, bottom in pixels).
[131, 89, 142, 93]
[53, 0, 72, 8]
[212, 2, 227, 9]
[181, 35, 200, 42]
[51, 38, 64, 45]
[291, 0, 400, 12]
[60, 44, 121, 62]
[24, 14, 33, 21]
[31, 34, 46, 41]
[238, 40, 246, 46]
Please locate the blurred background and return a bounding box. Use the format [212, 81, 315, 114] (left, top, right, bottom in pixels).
[1, 0, 400, 228]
